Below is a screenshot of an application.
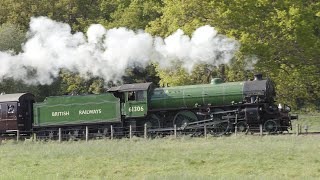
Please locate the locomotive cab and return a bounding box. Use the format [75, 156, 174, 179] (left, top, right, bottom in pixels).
[108, 82, 153, 118]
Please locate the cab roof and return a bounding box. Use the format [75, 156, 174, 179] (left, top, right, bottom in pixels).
[0, 93, 34, 102]
[108, 82, 153, 92]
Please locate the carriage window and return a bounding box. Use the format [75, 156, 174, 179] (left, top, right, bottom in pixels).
[8, 105, 14, 113]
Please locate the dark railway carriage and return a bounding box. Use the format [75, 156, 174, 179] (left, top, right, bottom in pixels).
[0, 93, 35, 133]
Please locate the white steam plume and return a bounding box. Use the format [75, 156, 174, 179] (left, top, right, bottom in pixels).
[0, 17, 240, 85]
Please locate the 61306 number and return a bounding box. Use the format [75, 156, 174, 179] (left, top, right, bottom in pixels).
[129, 106, 144, 112]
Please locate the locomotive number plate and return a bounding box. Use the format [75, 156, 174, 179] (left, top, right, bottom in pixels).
[129, 106, 144, 112]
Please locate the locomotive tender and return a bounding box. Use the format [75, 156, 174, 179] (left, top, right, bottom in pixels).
[0, 74, 296, 138]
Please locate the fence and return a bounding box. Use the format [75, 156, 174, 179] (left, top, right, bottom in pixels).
[3, 123, 318, 142]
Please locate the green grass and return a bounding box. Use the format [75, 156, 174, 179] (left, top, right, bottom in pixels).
[291, 113, 320, 132]
[0, 136, 319, 179]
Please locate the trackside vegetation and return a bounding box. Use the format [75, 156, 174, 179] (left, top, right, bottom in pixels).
[0, 136, 319, 179]
[291, 113, 320, 132]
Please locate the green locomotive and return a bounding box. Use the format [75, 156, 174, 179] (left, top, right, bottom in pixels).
[32, 74, 295, 136]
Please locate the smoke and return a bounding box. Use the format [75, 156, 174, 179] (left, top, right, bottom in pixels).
[154, 25, 239, 72]
[244, 55, 258, 71]
[0, 17, 239, 85]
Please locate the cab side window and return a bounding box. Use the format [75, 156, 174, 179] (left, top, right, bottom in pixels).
[128, 91, 135, 101]
[136, 91, 144, 101]
[128, 91, 144, 101]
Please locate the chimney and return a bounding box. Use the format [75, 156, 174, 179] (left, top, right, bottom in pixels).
[254, 73, 263, 81]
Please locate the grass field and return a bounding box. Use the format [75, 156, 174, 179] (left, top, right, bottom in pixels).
[0, 135, 319, 180]
[291, 113, 320, 132]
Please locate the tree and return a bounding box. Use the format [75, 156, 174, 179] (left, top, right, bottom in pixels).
[212, 0, 320, 109]
[122, 65, 160, 86]
[59, 70, 106, 95]
[147, 0, 320, 109]
[0, 0, 102, 32]
[0, 0, 318, 109]
[155, 63, 193, 87]
[0, 23, 26, 53]
[146, 0, 211, 36]
[97, 0, 163, 30]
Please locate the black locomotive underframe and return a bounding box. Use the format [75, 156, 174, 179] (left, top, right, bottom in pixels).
[146, 103, 292, 135]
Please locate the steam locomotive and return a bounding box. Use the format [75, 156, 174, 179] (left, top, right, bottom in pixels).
[0, 74, 296, 138]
